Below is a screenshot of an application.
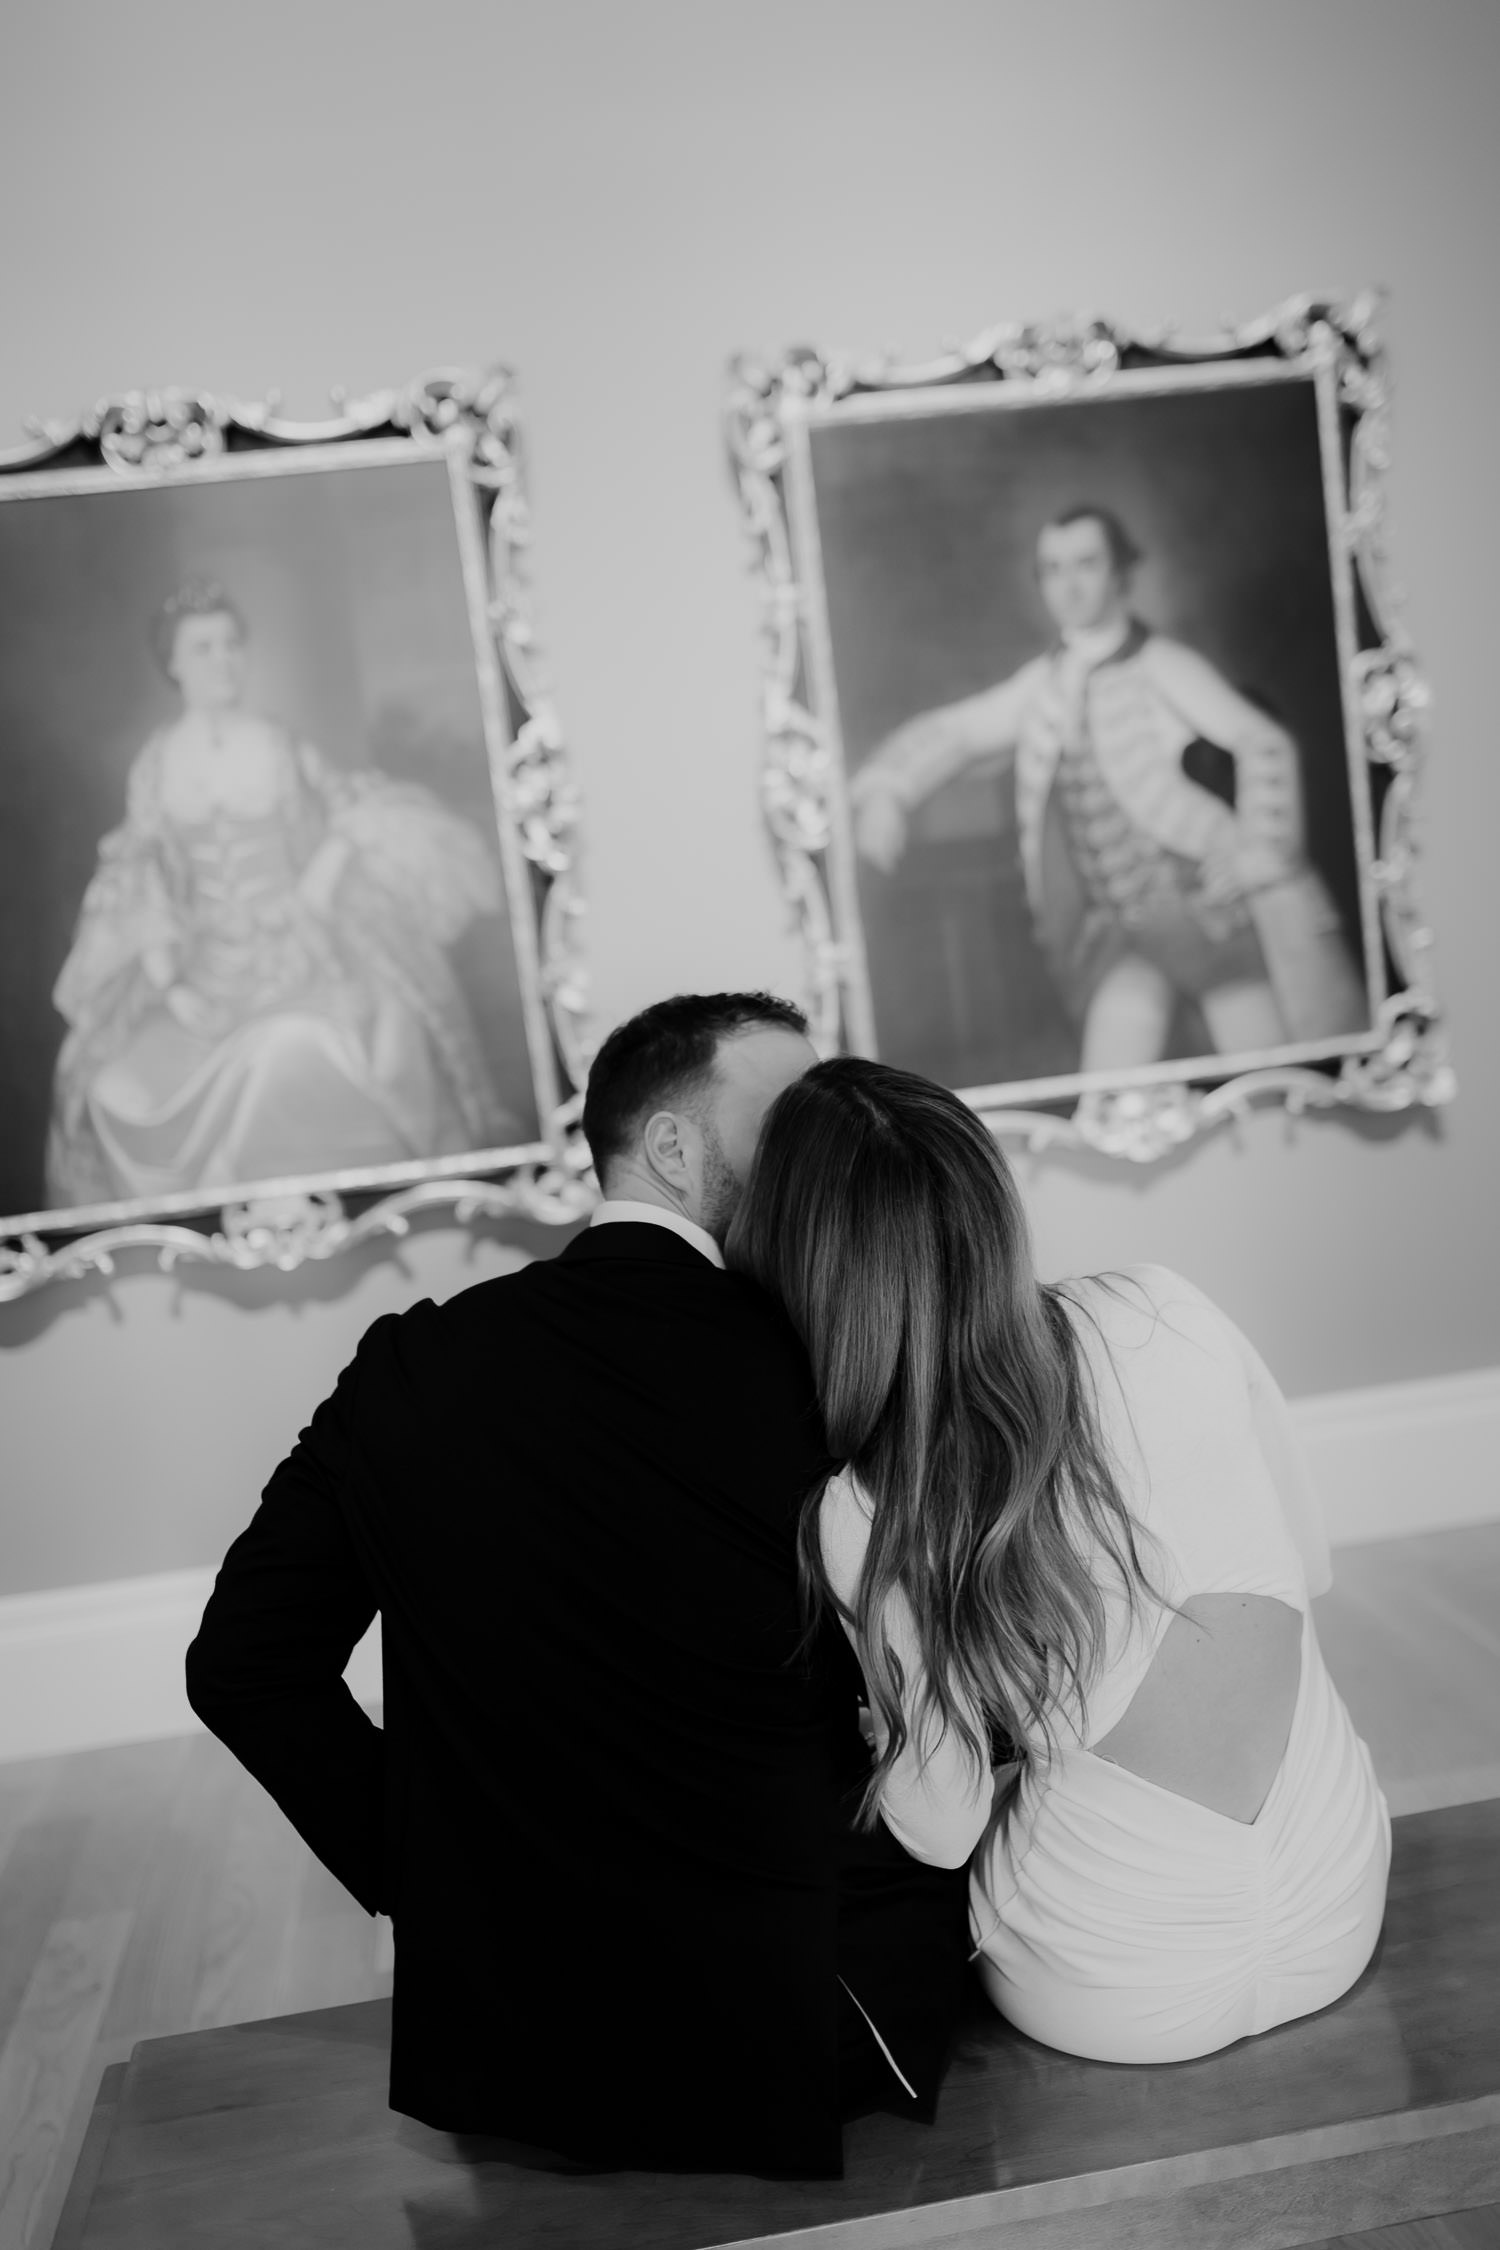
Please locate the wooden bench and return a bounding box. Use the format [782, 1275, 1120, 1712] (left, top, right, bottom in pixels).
[55, 1798, 1500, 2250]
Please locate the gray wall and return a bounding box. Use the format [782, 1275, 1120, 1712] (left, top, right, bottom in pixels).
[2, 0, 1498, 1597]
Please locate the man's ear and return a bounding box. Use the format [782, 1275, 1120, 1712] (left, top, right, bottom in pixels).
[640, 1109, 697, 1194]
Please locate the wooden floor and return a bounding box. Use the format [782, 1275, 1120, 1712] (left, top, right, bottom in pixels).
[3, 1520, 1500, 2250]
[1322, 2215, 1500, 2249]
[54, 1801, 1500, 2250]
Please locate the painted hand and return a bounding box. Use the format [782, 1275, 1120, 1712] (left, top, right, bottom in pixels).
[1199, 831, 1288, 908]
[852, 786, 908, 873]
[166, 982, 219, 1034]
[298, 837, 351, 919]
[1232, 840, 1291, 894]
[142, 942, 177, 991]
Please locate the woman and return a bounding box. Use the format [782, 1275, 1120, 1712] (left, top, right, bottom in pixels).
[49, 579, 513, 1210]
[727, 1058, 1389, 2066]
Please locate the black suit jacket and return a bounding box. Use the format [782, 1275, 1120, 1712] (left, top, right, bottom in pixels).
[185, 1224, 970, 2178]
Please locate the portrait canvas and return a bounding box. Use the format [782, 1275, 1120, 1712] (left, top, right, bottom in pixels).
[0, 442, 560, 1236]
[781, 361, 1386, 1110]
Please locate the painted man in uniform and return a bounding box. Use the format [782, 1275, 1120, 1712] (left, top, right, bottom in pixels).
[850, 506, 1366, 1073]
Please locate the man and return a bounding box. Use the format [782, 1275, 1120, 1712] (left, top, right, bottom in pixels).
[850, 506, 1366, 1072]
[185, 991, 971, 2180]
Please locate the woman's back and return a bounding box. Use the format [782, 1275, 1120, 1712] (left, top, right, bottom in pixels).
[820, 1263, 1390, 2065]
[724, 1056, 1389, 2071]
[1052, 1266, 1320, 1819]
[967, 1265, 1390, 2062]
[1088, 1590, 1304, 1824]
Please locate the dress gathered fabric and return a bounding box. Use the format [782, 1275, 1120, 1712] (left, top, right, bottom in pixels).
[819, 1263, 1390, 2066]
[46, 716, 512, 1211]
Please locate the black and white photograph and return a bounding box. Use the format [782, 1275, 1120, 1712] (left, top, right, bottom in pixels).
[6, 3, 1500, 2240]
[0, 442, 557, 1236]
[788, 365, 1382, 1104]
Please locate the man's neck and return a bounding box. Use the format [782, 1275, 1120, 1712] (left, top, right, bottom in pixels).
[590, 1194, 724, 1268]
[1061, 613, 1132, 664]
[598, 1171, 691, 1223]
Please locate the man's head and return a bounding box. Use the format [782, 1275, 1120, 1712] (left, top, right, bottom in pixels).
[1035, 507, 1141, 635]
[582, 992, 817, 1241]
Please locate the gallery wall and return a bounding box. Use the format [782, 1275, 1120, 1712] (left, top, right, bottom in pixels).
[2, 0, 1498, 1599]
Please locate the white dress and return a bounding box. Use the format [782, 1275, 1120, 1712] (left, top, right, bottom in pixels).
[47, 720, 509, 1209]
[820, 1264, 1391, 2066]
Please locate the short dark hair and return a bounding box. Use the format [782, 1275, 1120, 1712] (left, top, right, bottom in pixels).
[150, 578, 246, 676]
[1042, 506, 1142, 577]
[582, 990, 808, 1178]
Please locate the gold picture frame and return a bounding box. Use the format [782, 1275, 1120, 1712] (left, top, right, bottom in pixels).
[0, 368, 591, 1296]
[727, 294, 1451, 1161]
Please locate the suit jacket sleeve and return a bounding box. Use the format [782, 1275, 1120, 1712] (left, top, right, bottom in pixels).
[184, 1320, 392, 1915]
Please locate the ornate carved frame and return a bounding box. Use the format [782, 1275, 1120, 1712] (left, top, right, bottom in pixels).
[726, 294, 1452, 1162]
[0, 369, 592, 1299]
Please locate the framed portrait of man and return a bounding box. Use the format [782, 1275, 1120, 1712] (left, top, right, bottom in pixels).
[728, 299, 1448, 1158]
[0, 372, 587, 1288]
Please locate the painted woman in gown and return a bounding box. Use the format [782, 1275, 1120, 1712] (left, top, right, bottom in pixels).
[47, 581, 518, 1210]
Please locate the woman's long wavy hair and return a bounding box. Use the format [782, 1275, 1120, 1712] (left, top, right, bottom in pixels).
[726, 1057, 1148, 1826]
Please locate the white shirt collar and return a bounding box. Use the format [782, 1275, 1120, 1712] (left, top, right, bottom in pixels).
[1060, 616, 1132, 666]
[588, 1199, 725, 1270]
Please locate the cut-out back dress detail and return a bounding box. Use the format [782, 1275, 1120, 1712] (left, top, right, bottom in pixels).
[819, 1265, 1390, 2066]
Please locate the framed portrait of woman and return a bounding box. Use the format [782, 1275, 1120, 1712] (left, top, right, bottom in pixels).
[0, 372, 587, 1289]
[727, 297, 1450, 1160]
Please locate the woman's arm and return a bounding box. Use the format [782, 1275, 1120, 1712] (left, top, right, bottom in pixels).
[820, 1476, 993, 1869]
[52, 771, 179, 1028]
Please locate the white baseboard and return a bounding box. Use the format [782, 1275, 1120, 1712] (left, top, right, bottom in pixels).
[0, 1569, 383, 1766]
[1292, 1363, 1500, 1549]
[1, 1366, 1496, 1765]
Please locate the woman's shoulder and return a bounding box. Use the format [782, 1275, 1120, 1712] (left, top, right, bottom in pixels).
[1062, 1264, 1243, 1365]
[1063, 1260, 1196, 1317]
